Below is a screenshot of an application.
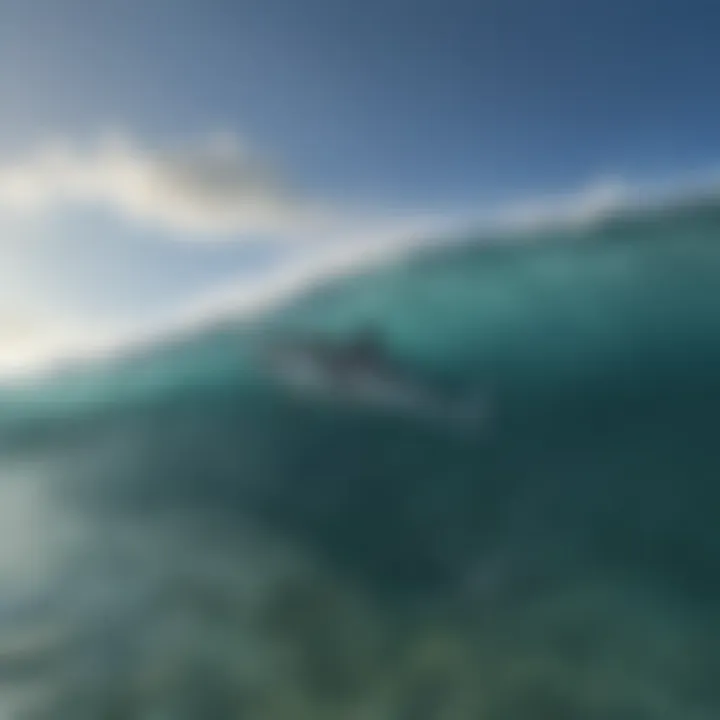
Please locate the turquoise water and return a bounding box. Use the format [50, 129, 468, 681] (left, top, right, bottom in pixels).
[2, 199, 720, 718]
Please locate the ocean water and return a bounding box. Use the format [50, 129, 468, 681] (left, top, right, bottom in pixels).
[1, 198, 720, 718]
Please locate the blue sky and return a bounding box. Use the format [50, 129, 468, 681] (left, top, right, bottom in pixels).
[0, 0, 719, 369]
[4, 0, 720, 201]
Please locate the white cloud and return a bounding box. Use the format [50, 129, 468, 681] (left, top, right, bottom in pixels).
[0, 133, 329, 237]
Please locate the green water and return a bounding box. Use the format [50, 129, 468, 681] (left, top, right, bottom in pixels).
[1, 199, 720, 718]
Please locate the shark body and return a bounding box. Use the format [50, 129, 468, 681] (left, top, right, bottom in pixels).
[260, 328, 489, 427]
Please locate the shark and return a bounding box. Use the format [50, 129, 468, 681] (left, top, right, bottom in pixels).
[258, 326, 489, 428]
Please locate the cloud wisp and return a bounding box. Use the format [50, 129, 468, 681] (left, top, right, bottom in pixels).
[0, 133, 329, 238]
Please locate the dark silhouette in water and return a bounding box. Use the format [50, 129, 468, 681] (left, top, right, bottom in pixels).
[261, 324, 488, 426]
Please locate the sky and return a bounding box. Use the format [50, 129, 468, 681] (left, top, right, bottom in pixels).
[1, 0, 720, 371]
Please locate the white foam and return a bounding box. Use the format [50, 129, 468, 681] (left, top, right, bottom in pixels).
[1, 173, 718, 384]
